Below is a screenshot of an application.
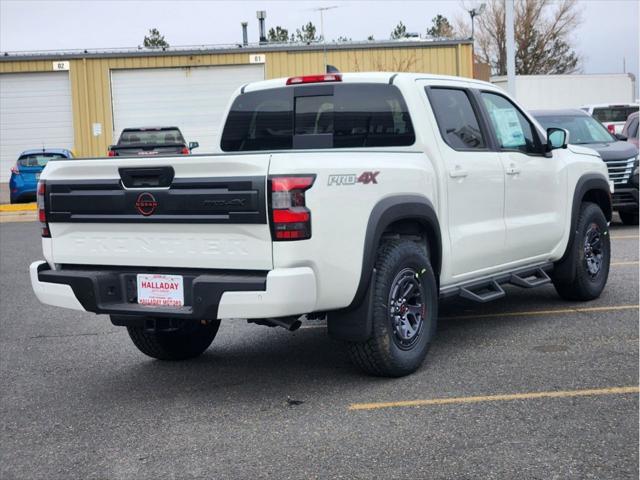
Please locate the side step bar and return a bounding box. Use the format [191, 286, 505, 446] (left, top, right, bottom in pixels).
[509, 267, 551, 288]
[440, 263, 552, 303]
[459, 280, 505, 303]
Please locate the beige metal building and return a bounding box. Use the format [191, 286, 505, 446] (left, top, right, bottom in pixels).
[0, 40, 472, 181]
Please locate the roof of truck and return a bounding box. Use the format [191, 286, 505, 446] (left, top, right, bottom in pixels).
[241, 72, 495, 93]
[580, 103, 639, 109]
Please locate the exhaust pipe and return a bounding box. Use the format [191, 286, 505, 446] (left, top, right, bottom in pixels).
[248, 316, 302, 331]
[268, 316, 302, 331]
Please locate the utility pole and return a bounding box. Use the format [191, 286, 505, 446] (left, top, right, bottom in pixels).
[505, 0, 516, 97]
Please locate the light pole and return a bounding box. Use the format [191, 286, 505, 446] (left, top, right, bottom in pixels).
[468, 2, 486, 72]
[505, 0, 516, 97]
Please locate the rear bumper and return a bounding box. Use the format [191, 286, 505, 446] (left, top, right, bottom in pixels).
[9, 179, 36, 203]
[30, 261, 316, 320]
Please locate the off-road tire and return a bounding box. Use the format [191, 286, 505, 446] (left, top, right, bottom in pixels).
[127, 320, 220, 361]
[553, 202, 610, 301]
[618, 209, 639, 226]
[348, 240, 438, 377]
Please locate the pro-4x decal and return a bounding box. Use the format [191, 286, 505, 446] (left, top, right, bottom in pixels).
[328, 171, 380, 186]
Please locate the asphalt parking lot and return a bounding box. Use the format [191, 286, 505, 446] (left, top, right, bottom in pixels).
[1, 217, 638, 480]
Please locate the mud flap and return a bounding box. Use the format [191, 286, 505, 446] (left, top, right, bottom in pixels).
[327, 269, 376, 342]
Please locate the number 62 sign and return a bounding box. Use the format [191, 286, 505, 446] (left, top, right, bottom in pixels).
[52, 61, 70, 71]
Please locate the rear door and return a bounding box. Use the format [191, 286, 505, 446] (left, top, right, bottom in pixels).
[424, 85, 506, 278]
[42, 154, 272, 270]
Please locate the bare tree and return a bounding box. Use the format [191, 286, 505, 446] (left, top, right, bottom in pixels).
[351, 51, 418, 72]
[468, 0, 581, 75]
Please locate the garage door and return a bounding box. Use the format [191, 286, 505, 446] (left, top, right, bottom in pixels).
[0, 72, 74, 182]
[110, 65, 264, 153]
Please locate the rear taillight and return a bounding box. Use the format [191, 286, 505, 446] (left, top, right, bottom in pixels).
[607, 124, 616, 134]
[10, 164, 19, 174]
[181, 147, 190, 155]
[108, 150, 116, 157]
[269, 175, 315, 241]
[286, 74, 342, 85]
[37, 181, 50, 238]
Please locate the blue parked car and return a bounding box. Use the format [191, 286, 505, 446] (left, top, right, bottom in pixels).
[9, 148, 74, 203]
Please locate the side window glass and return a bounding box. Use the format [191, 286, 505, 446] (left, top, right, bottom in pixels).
[481, 92, 540, 154]
[428, 88, 486, 150]
[331, 84, 415, 148]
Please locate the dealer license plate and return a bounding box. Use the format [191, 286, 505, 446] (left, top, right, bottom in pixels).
[137, 274, 184, 307]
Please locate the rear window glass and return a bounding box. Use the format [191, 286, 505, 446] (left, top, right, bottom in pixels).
[592, 106, 639, 123]
[220, 83, 415, 151]
[118, 129, 185, 146]
[18, 153, 66, 167]
[428, 88, 486, 149]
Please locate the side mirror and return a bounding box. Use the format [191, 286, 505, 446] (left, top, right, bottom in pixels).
[614, 133, 628, 141]
[547, 127, 568, 151]
[188, 141, 199, 150]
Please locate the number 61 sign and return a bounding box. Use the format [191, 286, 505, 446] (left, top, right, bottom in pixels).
[249, 54, 265, 64]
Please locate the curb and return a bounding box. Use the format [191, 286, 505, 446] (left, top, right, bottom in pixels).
[0, 203, 37, 212]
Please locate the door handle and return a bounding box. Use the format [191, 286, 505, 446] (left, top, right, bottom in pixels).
[450, 165, 468, 178]
[505, 164, 521, 176]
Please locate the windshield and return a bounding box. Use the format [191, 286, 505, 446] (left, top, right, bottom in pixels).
[118, 129, 185, 146]
[18, 153, 66, 167]
[535, 114, 615, 144]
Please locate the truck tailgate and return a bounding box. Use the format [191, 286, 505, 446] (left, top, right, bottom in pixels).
[41, 155, 272, 270]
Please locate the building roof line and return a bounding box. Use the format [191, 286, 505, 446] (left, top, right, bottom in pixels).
[0, 39, 472, 62]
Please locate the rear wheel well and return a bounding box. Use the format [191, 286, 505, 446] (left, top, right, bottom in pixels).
[382, 219, 441, 280]
[582, 188, 612, 222]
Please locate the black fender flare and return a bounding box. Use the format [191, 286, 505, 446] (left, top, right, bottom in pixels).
[554, 173, 612, 282]
[328, 195, 442, 342]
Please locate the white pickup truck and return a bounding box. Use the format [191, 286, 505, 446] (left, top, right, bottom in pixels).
[31, 73, 613, 377]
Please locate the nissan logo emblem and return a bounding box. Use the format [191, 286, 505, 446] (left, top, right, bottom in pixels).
[135, 192, 158, 216]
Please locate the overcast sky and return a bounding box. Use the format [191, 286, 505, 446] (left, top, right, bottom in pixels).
[1, 0, 638, 78]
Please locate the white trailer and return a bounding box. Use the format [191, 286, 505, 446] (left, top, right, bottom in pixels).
[491, 73, 637, 110]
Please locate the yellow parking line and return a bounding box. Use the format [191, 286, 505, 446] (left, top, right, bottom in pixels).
[441, 304, 638, 321]
[349, 386, 640, 411]
[611, 260, 639, 266]
[0, 203, 36, 212]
